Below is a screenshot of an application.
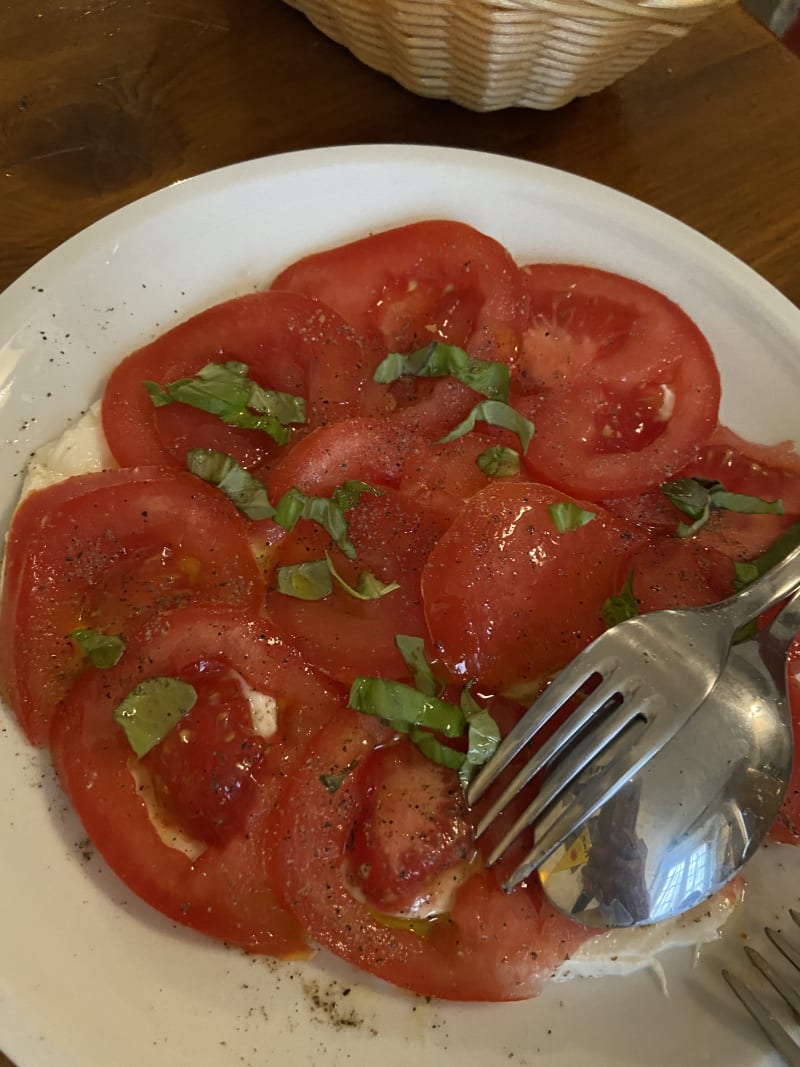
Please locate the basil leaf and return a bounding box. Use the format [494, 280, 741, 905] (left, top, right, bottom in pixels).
[661, 477, 784, 538]
[408, 728, 466, 771]
[476, 445, 520, 478]
[458, 686, 501, 790]
[733, 519, 800, 591]
[325, 553, 399, 601]
[276, 560, 333, 600]
[144, 361, 305, 445]
[549, 502, 596, 534]
[320, 759, 359, 794]
[394, 634, 441, 697]
[349, 677, 466, 738]
[373, 342, 510, 402]
[186, 448, 275, 519]
[113, 677, 197, 758]
[69, 628, 126, 669]
[438, 400, 535, 454]
[601, 571, 639, 628]
[273, 481, 380, 560]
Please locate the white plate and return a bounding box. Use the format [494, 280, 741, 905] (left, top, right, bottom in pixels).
[1, 145, 799, 1067]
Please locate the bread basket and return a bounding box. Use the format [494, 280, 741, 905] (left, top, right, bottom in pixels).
[282, 0, 735, 111]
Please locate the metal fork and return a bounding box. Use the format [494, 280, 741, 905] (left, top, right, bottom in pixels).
[723, 910, 800, 1066]
[467, 540, 800, 890]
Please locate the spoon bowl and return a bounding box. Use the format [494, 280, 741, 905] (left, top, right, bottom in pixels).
[537, 589, 800, 928]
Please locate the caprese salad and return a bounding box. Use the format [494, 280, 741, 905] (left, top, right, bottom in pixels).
[2, 219, 799, 1002]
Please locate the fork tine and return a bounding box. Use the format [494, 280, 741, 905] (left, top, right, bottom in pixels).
[478, 686, 647, 853]
[466, 651, 619, 806]
[746, 943, 800, 1018]
[722, 967, 800, 1067]
[472, 669, 638, 838]
[499, 703, 677, 889]
[767, 926, 800, 986]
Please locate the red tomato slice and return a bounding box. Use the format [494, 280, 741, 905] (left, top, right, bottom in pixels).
[517, 265, 721, 500]
[0, 467, 263, 746]
[102, 290, 370, 472]
[270, 707, 590, 1000]
[260, 417, 452, 684]
[265, 486, 449, 685]
[50, 605, 345, 955]
[271, 220, 530, 437]
[422, 481, 639, 696]
[619, 536, 735, 613]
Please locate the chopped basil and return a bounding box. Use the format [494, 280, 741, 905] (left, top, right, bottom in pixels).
[409, 728, 467, 771]
[549, 501, 596, 534]
[350, 649, 500, 786]
[476, 445, 520, 478]
[144, 361, 306, 446]
[112, 676, 197, 758]
[187, 448, 275, 519]
[69, 628, 126, 669]
[438, 400, 534, 454]
[326, 553, 399, 601]
[276, 554, 399, 601]
[373, 342, 510, 401]
[276, 559, 333, 600]
[661, 477, 784, 538]
[733, 519, 800, 590]
[601, 571, 639, 628]
[348, 677, 466, 738]
[273, 480, 380, 560]
[320, 759, 359, 794]
[394, 634, 441, 697]
[458, 686, 501, 790]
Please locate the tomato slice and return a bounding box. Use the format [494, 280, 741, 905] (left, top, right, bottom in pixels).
[261, 417, 452, 684]
[619, 536, 735, 613]
[517, 265, 721, 500]
[50, 605, 345, 955]
[271, 220, 530, 437]
[0, 467, 264, 746]
[101, 290, 370, 472]
[422, 481, 639, 697]
[270, 706, 590, 1000]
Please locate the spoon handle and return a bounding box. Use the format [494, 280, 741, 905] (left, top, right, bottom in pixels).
[765, 585, 800, 653]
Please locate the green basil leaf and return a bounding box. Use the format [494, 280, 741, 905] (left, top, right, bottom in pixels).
[394, 634, 441, 697]
[661, 477, 783, 538]
[276, 559, 333, 600]
[325, 553, 399, 601]
[349, 677, 466, 738]
[733, 519, 800, 591]
[476, 445, 520, 478]
[458, 686, 501, 790]
[408, 728, 466, 771]
[113, 676, 197, 758]
[320, 759, 359, 794]
[373, 342, 510, 402]
[438, 400, 534, 454]
[69, 628, 126, 669]
[548, 502, 596, 534]
[144, 361, 305, 446]
[186, 448, 275, 519]
[601, 571, 639, 628]
[273, 481, 380, 560]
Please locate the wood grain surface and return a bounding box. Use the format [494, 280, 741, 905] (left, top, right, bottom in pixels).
[1, 2, 799, 1066]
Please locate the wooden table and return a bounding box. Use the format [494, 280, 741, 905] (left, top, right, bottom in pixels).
[0, 3, 798, 1065]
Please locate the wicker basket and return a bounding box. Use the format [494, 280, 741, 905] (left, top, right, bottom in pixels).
[282, 0, 734, 111]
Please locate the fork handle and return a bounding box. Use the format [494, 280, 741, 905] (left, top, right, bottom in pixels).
[715, 541, 800, 632]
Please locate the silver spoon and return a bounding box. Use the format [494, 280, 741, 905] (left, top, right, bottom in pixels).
[537, 586, 800, 928]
